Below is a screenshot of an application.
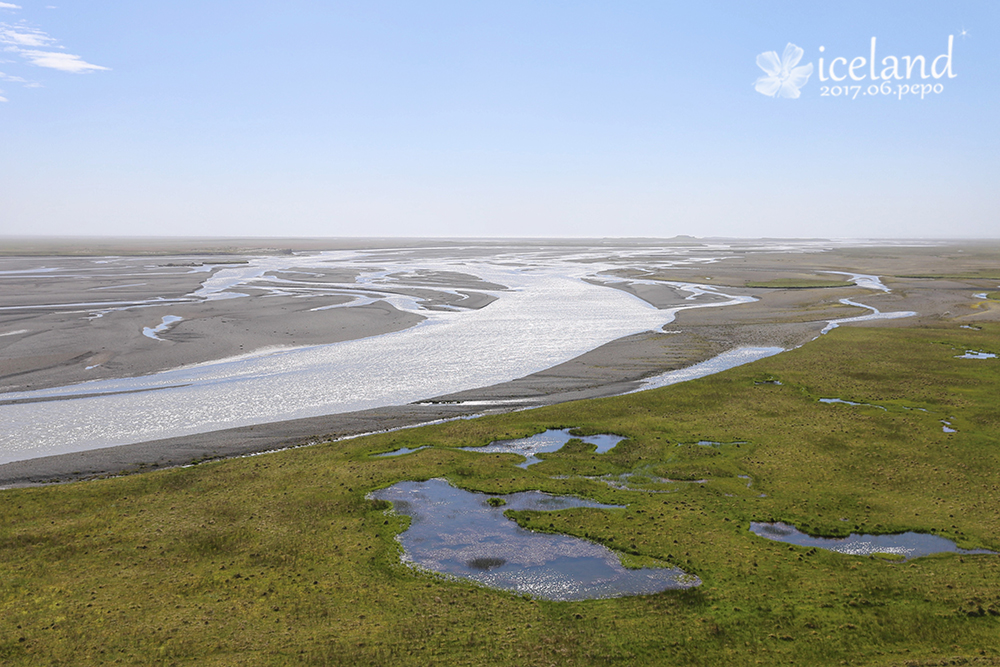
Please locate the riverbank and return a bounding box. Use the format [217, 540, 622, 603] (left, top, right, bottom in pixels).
[0, 319, 824, 487]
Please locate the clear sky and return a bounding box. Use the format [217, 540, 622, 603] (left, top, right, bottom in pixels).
[1, 1, 997, 239]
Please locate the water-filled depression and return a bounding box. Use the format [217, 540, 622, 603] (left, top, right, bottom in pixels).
[370, 478, 700, 600]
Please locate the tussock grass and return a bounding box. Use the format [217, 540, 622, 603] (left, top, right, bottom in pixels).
[2, 324, 1000, 665]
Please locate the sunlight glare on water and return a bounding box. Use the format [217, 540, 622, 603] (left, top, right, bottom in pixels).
[371, 479, 699, 600]
[0, 255, 684, 463]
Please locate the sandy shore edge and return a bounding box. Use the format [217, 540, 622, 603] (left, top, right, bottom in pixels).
[0, 403, 499, 489]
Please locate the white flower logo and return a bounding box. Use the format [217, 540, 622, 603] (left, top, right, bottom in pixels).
[754, 43, 813, 98]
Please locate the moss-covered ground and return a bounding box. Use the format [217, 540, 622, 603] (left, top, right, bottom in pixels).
[2, 324, 999, 665]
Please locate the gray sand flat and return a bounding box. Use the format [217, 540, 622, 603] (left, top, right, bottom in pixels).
[1, 297, 424, 393]
[0, 254, 510, 393]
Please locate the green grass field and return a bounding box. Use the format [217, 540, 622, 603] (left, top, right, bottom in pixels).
[2, 324, 999, 665]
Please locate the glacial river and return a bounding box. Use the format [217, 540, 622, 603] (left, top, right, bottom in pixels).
[0, 253, 758, 464]
[0, 247, 917, 464]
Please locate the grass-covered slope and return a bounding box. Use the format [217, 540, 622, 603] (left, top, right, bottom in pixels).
[2, 324, 999, 666]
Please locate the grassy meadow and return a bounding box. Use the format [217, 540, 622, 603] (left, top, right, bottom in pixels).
[2, 323, 999, 665]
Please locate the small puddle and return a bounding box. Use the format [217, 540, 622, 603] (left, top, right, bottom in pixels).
[750, 522, 995, 560]
[688, 440, 748, 447]
[956, 350, 996, 360]
[584, 471, 693, 493]
[142, 315, 183, 341]
[941, 420, 957, 433]
[375, 446, 429, 457]
[460, 429, 625, 468]
[819, 398, 887, 411]
[371, 479, 699, 600]
[550, 471, 707, 493]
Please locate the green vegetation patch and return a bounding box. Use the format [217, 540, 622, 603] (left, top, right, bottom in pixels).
[2, 324, 1000, 665]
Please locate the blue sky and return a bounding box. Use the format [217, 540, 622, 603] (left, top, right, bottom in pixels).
[0, 1, 997, 238]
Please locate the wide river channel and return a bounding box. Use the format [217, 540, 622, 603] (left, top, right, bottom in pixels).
[0, 247, 912, 465]
[0, 251, 763, 463]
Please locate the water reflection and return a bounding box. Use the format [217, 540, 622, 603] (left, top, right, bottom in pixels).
[142, 315, 183, 341]
[751, 522, 996, 560]
[956, 350, 996, 360]
[820, 299, 915, 335]
[375, 446, 428, 457]
[0, 252, 681, 463]
[819, 398, 886, 411]
[633, 347, 783, 392]
[459, 429, 625, 468]
[371, 479, 700, 600]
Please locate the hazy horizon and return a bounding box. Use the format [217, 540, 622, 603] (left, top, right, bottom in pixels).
[3, 234, 1000, 243]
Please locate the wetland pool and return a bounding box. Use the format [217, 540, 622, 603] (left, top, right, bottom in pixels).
[819, 398, 886, 410]
[458, 429, 625, 468]
[956, 350, 996, 359]
[375, 446, 429, 457]
[751, 522, 996, 560]
[370, 479, 699, 601]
